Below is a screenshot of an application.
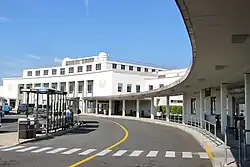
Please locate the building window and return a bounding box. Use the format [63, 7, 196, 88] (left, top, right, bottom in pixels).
[159, 84, 164, 88]
[35, 70, 40, 76]
[144, 68, 148, 72]
[211, 97, 216, 115]
[27, 71, 32, 76]
[136, 85, 140, 92]
[137, 67, 141, 72]
[87, 80, 93, 93]
[118, 83, 123, 92]
[51, 83, 57, 89]
[42, 83, 49, 88]
[26, 84, 32, 89]
[69, 82, 75, 94]
[77, 66, 83, 72]
[149, 85, 153, 90]
[191, 98, 196, 114]
[60, 82, 66, 92]
[96, 63, 101, 70]
[129, 66, 133, 71]
[121, 65, 125, 70]
[52, 69, 57, 75]
[205, 88, 211, 97]
[127, 84, 132, 92]
[112, 64, 117, 69]
[34, 83, 41, 87]
[152, 69, 155, 72]
[69, 67, 74, 73]
[43, 70, 48, 76]
[86, 65, 92, 72]
[60, 68, 65, 75]
[78, 81, 84, 93]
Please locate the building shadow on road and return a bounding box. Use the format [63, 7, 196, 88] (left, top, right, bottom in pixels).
[66, 120, 100, 136]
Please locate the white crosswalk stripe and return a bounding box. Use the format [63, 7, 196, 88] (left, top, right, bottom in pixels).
[112, 150, 127, 156]
[198, 152, 209, 159]
[96, 150, 112, 156]
[165, 151, 175, 158]
[16, 146, 38, 152]
[182, 152, 193, 158]
[61, 148, 82, 155]
[0, 145, 210, 160]
[146, 151, 158, 157]
[79, 149, 96, 155]
[47, 148, 67, 154]
[32, 147, 53, 153]
[1, 146, 25, 151]
[129, 150, 143, 157]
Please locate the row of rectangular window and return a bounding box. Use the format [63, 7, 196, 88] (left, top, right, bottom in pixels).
[117, 83, 140, 93]
[112, 63, 156, 72]
[27, 64, 102, 76]
[19, 80, 94, 94]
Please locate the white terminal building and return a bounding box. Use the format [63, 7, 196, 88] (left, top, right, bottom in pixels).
[0, 52, 186, 117]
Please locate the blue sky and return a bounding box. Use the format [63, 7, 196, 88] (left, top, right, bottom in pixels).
[0, 0, 191, 80]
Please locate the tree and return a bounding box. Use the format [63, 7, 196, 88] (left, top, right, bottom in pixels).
[157, 105, 183, 115]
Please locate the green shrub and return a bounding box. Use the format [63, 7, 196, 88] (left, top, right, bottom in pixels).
[157, 105, 183, 115]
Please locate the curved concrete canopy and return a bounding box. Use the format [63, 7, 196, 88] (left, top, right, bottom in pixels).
[84, 0, 250, 101]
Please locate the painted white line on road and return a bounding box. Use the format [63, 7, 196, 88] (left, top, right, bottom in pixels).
[2, 146, 25, 151]
[112, 150, 127, 156]
[129, 150, 143, 157]
[79, 149, 96, 155]
[96, 150, 112, 156]
[0, 146, 11, 150]
[198, 152, 209, 159]
[61, 148, 82, 155]
[16, 146, 38, 152]
[146, 151, 158, 157]
[32, 147, 53, 153]
[165, 151, 175, 158]
[47, 148, 67, 154]
[182, 152, 193, 158]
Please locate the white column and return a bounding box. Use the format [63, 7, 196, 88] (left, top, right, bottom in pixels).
[82, 99, 86, 113]
[245, 73, 250, 144]
[220, 83, 227, 134]
[122, 100, 126, 116]
[136, 99, 140, 118]
[166, 96, 170, 122]
[109, 100, 112, 116]
[66, 82, 69, 93]
[95, 100, 98, 114]
[75, 81, 78, 98]
[84, 80, 88, 97]
[200, 89, 204, 128]
[150, 97, 154, 119]
[228, 94, 233, 127]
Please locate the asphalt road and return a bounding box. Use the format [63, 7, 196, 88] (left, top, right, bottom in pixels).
[0, 116, 212, 167]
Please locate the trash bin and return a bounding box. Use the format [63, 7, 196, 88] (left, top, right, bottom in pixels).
[18, 118, 30, 139]
[28, 117, 36, 138]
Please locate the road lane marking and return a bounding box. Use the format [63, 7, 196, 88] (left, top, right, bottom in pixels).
[129, 150, 143, 157]
[69, 120, 129, 167]
[2, 146, 25, 151]
[79, 149, 96, 155]
[16, 146, 38, 152]
[146, 151, 158, 157]
[198, 152, 209, 159]
[31, 147, 53, 153]
[165, 151, 175, 158]
[61, 148, 82, 155]
[47, 148, 67, 154]
[112, 150, 127, 156]
[182, 152, 193, 158]
[95, 150, 112, 156]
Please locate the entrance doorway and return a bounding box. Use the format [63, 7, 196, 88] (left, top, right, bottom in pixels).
[114, 101, 121, 115]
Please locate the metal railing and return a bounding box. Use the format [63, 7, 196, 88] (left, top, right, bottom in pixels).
[155, 114, 221, 145]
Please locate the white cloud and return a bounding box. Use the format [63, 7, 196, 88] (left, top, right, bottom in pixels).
[54, 57, 63, 64]
[25, 53, 40, 60]
[0, 17, 10, 22]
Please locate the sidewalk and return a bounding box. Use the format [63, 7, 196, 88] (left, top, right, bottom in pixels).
[81, 113, 237, 167]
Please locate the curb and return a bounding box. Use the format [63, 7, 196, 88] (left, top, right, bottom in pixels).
[17, 125, 80, 145]
[81, 114, 235, 167]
